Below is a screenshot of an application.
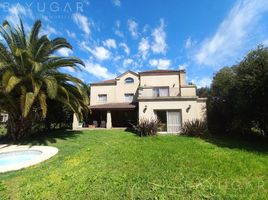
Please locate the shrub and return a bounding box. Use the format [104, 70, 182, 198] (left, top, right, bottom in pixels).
[0, 123, 7, 136]
[133, 118, 159, 136]
[181, 119, 208, 137]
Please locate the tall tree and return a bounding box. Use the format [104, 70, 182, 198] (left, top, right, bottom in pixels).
[208, 46, 268, 137]
[0, 19, 89, 140]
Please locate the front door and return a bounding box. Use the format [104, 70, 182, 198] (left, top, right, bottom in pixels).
[167, 111, 182, 133]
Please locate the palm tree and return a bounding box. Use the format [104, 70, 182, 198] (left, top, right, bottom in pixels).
[0, 19, 89, 140]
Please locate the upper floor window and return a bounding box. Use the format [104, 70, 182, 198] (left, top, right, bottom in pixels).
[125, 77, 134, 84]
[153, 87, 169, 97]
[98, 94, 107, 102]
[124, 93, 134, 102]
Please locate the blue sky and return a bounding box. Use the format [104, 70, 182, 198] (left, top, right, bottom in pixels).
[1, 0, 268, 87]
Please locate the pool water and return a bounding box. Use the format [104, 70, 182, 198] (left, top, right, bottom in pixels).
[0, 150, 42, 167]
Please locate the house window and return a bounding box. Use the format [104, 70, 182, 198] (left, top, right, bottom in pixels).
[98, 94, 107, 102]
[125, 77, 134, 84]
[153, 87, 169, 97]
[124, 93, 134, 102]
[155, 110, 182, 133]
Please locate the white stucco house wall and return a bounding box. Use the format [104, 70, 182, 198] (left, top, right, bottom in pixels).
[72, 69, 206, 133]
[0, 113, 8, 123]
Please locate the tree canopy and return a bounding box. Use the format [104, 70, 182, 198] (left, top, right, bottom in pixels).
[0, 19, 89, 140]
[208, 46, 268, 138]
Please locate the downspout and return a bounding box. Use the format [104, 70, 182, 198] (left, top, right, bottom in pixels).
[178, 71, 181, 96]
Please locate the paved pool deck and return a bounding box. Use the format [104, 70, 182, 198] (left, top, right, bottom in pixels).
[0, 145, 58, 173]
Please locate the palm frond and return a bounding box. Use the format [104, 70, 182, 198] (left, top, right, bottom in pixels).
[23, 92, 35, 117]
[28, 20, 41, 45]
[50, 37, 72, 52]
[2, 70, 13, 87]
[44, 76, 58, 99]
[38, 91, 47, 118]
[5, 75, 21, 93]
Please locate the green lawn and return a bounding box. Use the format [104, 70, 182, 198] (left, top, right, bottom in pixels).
[0, 130, 267, 200]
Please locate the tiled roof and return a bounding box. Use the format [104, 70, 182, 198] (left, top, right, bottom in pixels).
[90, 69, 186, 85]
[90, 79, 116, 86]
[139, 69, 185, 75]
[90, 103, 137, 110]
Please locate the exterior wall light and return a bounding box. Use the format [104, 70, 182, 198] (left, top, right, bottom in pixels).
[143, 105, 147, 113]
[186, 105, 191, 113]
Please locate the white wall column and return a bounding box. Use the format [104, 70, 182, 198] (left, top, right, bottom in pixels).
[72, 113, 79, 130]
[106, 110, 112, 129]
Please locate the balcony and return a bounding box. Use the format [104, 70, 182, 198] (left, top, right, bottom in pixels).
[138, 86, 196, 99]
[139, 87, 180, 98]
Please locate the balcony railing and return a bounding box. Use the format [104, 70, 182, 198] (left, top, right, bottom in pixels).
[138, 87, 180, 98]
[138, 86, 197, 98]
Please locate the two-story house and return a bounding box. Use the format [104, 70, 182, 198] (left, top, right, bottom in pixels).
[72, 69, 206, 133]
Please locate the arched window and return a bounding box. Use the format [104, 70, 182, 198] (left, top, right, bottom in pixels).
[125, 77, 134, 84]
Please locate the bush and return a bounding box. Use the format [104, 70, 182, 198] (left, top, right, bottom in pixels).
[0, 123, 7, 136]
[207, 46, 268, 138]
[181, 119, 208, 137]
[133, 118, 159, 136]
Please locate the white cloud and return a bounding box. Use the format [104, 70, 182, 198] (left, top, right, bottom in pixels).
[84, 60, 116, 79]
[119, 43, 130, 55]
[178, 63, 188, 70]
[115, 20, 121, 28]
[112, 0, 121, 7]
[262, 39, 268, 46]
[8, 3, 33, 19]
[41, 15, 50, 22]
[115, 30, 124, 37]
[66, 67, 76, 73]
[72, 13, 91, 36]
[90, 46, 111, 61]
[103, 39, 117, 49]
[143, 24, 150, 33]
[185, 37, 193, 49]
[114, 20, 124, 37]
[149, 59, 171, 69]
[66, 30, 76, 39]
[195, 0, 268, 67]
[138, 38, 150, 59]
[128, 19, 138, 38]
[57, 48, 73, 57]
[191, 77, 212, 88]
[41, 24, 61, 37]
[79, 41, 91, 52]
[123, 58, 133, 67]
[151, 19, 167, 54]
[1, 3, 33, 31]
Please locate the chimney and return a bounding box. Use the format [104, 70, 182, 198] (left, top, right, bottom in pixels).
[179, 70, 186, 86]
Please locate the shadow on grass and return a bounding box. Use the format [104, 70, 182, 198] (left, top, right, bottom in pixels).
[0, 130, 84, 146]
[202, 135, 268, 154]
[124, 127, 137, 134]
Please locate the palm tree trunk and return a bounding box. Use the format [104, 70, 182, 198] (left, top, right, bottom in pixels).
[6, 113, 33, 141]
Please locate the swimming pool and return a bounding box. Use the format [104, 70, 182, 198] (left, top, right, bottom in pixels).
[0, 145, 58, 173]
[0, 150, 42, 167]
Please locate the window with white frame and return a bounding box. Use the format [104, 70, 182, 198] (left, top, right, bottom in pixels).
[125, 77, 134, 84]
[98, 94, 107, 102]
[124, 93, 134, 102]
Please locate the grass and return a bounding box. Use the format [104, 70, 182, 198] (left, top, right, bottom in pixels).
[0, 130, 268, 199]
